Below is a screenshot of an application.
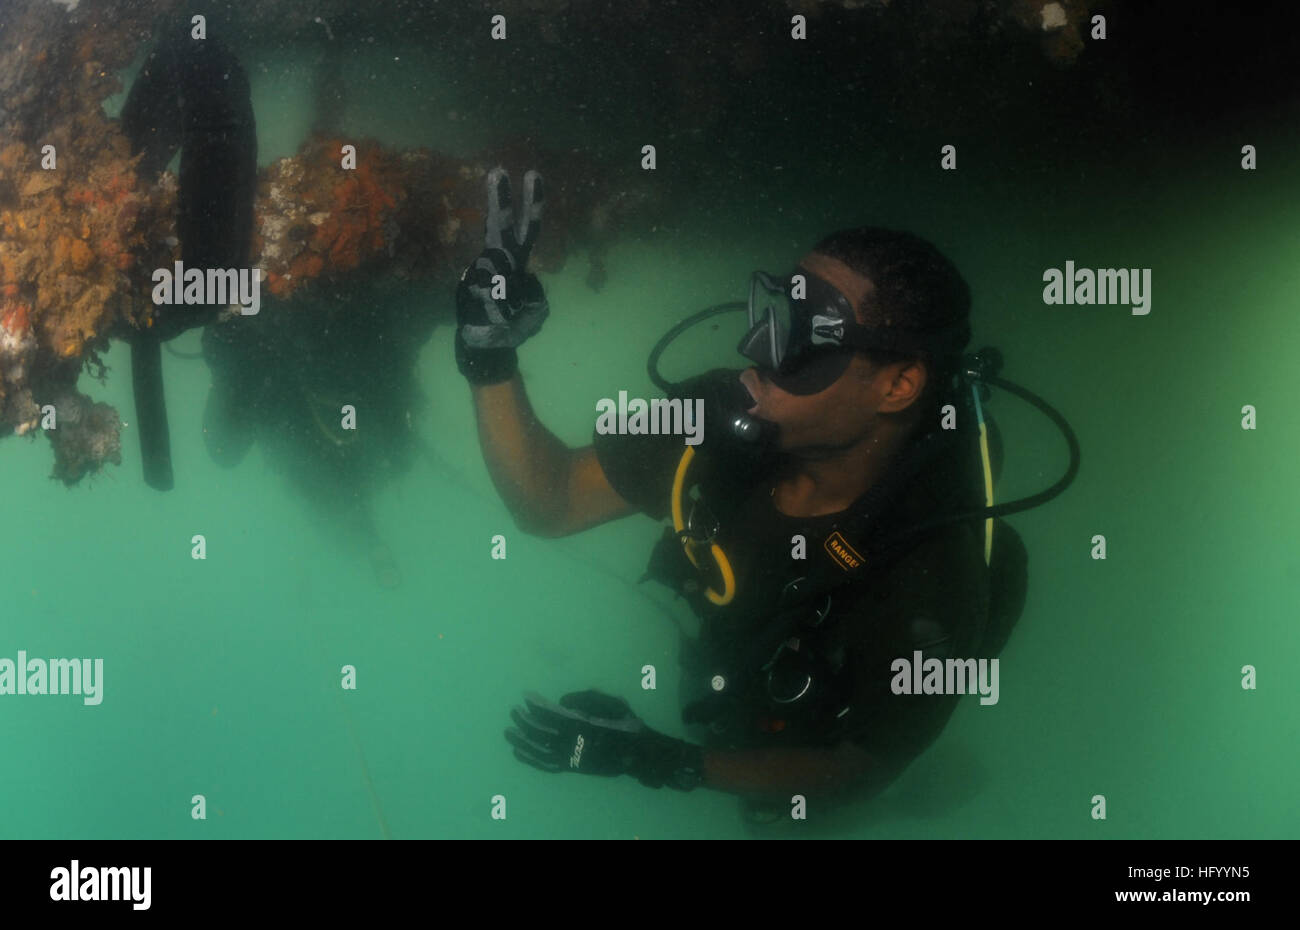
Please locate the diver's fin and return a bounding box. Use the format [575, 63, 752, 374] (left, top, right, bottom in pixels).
[174, 33, 257, 275]
[122, 26, 257, 276]
[201, 383, 254, 469]
[130, 329, 174, 491]
[120, 40, 183, 176]
[120, 24, 257, 491]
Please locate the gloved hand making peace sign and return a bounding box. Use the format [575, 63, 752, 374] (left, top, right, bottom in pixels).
[454, 167, 549, 385]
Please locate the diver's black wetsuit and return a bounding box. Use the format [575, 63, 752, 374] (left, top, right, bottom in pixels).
[592, 370, 1016, 792]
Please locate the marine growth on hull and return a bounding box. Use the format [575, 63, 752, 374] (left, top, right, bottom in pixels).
[0, 0, 1095, 483]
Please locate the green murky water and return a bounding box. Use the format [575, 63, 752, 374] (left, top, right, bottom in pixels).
[4, 6, 1297, 840]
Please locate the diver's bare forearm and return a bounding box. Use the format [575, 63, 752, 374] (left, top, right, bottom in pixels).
[470, 375, 574, 534]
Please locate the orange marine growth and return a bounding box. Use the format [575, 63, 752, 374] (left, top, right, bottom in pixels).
[2, 302, 31, 334]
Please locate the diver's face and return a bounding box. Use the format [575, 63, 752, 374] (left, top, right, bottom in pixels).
[739, 351, 893, 453]
[737, 252, 923, 454]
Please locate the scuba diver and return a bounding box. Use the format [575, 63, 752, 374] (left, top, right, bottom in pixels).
[456, 169, 1077, 819]
[200, 280, 435, 589]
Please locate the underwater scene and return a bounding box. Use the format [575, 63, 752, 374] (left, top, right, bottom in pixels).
[1, 0, 1297, 842]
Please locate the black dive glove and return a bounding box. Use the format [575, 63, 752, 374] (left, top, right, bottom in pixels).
[455, 167, 549, 385]
[506, 690, 706, 791]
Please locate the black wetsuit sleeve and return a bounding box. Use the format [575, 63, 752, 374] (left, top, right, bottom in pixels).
[837, 522, 991, 763]
[591, 428, 686, 521]
[590, 368, 765, 521]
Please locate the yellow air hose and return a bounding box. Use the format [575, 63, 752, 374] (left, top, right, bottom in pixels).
[301, 381, 361, 447]
[671, 446, 736, 606]
[971, 384, 996, 565]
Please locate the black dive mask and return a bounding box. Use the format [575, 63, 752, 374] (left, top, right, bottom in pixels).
[739, 268, 973, 396]
[738, 270, 868, 395]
